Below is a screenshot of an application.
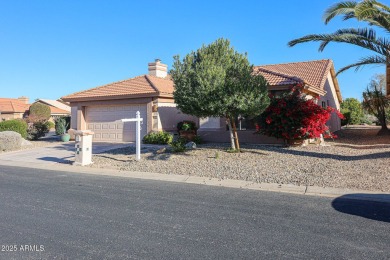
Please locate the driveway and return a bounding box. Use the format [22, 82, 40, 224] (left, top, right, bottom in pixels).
[0, 141, 131, 165]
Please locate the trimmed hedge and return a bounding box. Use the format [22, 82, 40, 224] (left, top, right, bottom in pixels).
[29, 102, 51, 121]
[0, 119, 28, 139]
[142, 131, 173, 144]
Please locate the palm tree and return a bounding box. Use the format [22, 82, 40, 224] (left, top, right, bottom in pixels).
[288, 0, 390, 95]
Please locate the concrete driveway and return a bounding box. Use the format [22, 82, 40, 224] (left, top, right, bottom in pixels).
[0, 142, 131, 165]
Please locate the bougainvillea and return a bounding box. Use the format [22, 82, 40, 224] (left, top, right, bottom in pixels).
[256, 83, 344, 141]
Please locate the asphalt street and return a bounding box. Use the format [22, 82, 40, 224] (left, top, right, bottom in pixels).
[0, 165, 389, 259]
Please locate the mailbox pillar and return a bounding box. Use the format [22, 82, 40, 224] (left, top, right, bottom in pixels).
[73, 130, 94, 166]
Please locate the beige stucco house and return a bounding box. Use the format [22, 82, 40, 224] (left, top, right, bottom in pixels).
[0, 97, 71, 122]
[34, 99, 71, 121]
[62, 59, 196, 142]
[0, 97, 30, 121]
[62, 59, 342, 144]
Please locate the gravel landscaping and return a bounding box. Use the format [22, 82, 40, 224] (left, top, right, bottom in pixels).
[91, 126, 390, 192]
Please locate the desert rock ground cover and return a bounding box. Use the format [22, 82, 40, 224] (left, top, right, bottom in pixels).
[91, 126, 390, 192]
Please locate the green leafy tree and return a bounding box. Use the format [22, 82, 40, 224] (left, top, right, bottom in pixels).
[288, 0, 390, 95]
[340, 98, 364, 125]
[170, 38, 269, 150]
[362, 76, 389, 133]
[29, 102, 51, 121]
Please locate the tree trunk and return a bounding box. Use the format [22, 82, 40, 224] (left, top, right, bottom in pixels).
[386, 62, 390, 96]
[231, 117, 240, 151]
[226, 118, 236, 150]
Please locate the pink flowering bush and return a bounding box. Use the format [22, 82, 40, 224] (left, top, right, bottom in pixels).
[256, 84, 344, 141]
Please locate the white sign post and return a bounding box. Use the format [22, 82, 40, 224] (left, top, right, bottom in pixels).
[121, 111, 143, 161]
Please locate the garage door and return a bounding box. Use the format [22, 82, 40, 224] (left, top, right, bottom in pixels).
[86, 105, 147, 142]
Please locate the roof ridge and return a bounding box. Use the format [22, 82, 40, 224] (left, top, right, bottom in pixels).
[256, 59, 331, 68]
[144, 75, 160, 93]
[256, 67, 305, 84]
[62, 75, 149, 98]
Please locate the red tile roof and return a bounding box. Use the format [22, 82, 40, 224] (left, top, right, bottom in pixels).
[0, 98, 29, 113]
[62, 60, 341, 102]
[62, 75, 174, 101]
[48, 106, 70, 114]
[254, 59, 333, 89]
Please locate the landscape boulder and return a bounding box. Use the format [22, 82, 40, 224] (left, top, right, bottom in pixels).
[0, 131, 23, 151]
[185, 141, 197, 150]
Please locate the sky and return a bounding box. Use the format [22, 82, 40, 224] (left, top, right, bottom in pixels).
[0, 0, 386, 102]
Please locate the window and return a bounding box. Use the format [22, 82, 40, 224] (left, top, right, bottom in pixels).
[322, 101, 326, 108]
[327, 100, 330, 107]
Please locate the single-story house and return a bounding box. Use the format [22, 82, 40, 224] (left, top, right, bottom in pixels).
[34, 99, 71, 121]
[62, 59, 342, 144]
[0, 97, 71, 122]
[0, 97, 30, 121]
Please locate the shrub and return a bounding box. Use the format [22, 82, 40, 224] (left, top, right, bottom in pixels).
[341, 112, 351, 126]
[256, 84, 344, 141]
[169, 138, 186, 153]
[177, 121, 197, 131]
[142, 131, 173, 145]
[47, 121, 55, 129]
[55, 117, 69, 135]
[193, 135, 203, 144]
[0, 119, 28, 139]
[27, 121, 50, 140]
[340, 98, 364, 125]
[29, 103, 51, 121]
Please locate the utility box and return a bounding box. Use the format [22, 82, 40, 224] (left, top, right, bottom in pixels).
[73, 130, 94, 166]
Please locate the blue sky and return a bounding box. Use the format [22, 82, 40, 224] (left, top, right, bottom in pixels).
[0, 0, 385, 102]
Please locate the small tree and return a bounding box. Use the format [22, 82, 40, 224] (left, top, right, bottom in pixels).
[340, 98, 364, 125]
[171, 38, 269, 150]
[29, 102, 51, 121]
[362, 77, 389, 134]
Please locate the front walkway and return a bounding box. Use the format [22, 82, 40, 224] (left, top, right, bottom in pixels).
[0, 142, 131, 165]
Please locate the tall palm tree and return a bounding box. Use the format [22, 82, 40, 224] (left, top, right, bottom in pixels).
[288, 0, 390, 95]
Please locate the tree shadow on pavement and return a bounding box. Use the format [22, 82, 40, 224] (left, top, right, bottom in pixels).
[263, 147, 390, 161]
[332, 194, 390, 223]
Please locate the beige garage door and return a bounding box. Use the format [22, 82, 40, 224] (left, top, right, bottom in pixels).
[86, 105, 147, 142]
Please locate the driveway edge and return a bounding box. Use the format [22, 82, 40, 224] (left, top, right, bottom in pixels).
[0, 159, 388, 203]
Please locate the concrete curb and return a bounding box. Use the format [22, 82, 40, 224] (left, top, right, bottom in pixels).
[0, 159, 389, 203]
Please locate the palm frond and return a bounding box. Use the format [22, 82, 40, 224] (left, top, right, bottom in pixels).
[323, 1, 358, 24]
[288, 27, 390, 56]
[336, 55, 386, 75]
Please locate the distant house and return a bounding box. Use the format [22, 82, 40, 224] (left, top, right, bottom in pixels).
[0, 97, 29, 121]
[62, 59, 342, 144]
[34, 99, 71, 121]
[0, 97, 71, 122]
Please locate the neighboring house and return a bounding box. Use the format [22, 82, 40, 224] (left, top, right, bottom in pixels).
[0, 97, 29, 121]
[0, 97, 71, 122]
[62, 59, 342, 144]
[34, 99, 71, 121]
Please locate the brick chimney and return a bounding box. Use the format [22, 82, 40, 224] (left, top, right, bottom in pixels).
[148, 59, 168, 78]
[18, 96, 29, 104]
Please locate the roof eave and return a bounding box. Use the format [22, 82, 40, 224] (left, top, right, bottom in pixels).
[329, 66, 343, 103]
[62, 92, 160, 103]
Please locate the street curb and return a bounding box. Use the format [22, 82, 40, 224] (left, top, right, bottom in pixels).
[0, 159, 389, 203]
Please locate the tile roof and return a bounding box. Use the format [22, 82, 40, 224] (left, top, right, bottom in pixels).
[254, 59, 333, 89]
[62, 75, 174, 101]
[0, 98, 29, 113]
[48, 106, 70, 114]
[38, 99, 71, 112]
[62, 60, 341, 102]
